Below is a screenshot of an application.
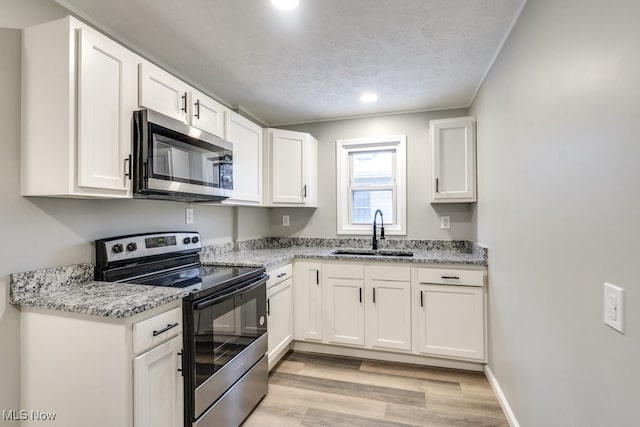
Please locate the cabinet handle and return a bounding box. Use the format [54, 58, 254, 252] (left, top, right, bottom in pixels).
[181, 92, 187, 113]
[195, 100, 201, 119]
[152, 322, 179, 337]
[177, 351, 183, 373]
[372, 287, 376, 303]
[359, 287, 362, 303]
[277, 272, 287, 278]
[441, 275, 460, 280]
[316, 270, 319, 285]
[267, 298, 270, 316]
[124, 154, 132, 180]
[436, 178, 439, 193]
[303, 184, 307, 198]
[420, 290, 424, 308]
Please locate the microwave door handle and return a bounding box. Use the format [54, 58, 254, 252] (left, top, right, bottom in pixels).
[193, 275, 266, 310]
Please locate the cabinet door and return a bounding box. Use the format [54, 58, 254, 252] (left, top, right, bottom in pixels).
[270, 129, 306, 204]
[303, 134, 318, 207]
[324, 277, 365, 346]
[431, 116, 476, 203]
[365, 280, 411, 351]
[133, 335, 183, 427]
[139, 61, 189, 122]
[293, 262, 323, 341]
[190, 88, 226, 138]
[415, 284, 484, 360]
[267, 278, 293, 370]
[76, 26, 135, 193]
[224, 112, 263, 205]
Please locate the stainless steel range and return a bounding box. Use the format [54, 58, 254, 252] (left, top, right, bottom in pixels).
[95, 231, 268, 427]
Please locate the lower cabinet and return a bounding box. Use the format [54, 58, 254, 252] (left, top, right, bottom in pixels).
[293, 261, 486, 363]
[414, 284, 484, 360]
[19, 301, 183, 427]
[133, 335, 183, 427]
[266, 276, 293, 370]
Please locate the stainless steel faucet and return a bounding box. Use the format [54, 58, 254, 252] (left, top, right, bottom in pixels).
[372, 209, 385, 250]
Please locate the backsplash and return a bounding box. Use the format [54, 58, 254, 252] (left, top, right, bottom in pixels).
[10, 263, 94, 304]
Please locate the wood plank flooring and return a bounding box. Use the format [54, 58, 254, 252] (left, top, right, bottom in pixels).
[243, 351, 508, 427]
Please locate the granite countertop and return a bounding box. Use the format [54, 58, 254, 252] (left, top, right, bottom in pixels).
[10, 263, 186, 318]
[201, 246, 487, 269]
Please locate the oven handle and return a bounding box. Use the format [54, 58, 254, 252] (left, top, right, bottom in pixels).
[193, 274, 267, 310]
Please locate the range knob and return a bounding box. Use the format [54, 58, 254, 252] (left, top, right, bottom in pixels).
[191, 236, 199, 244]
[112, 244, 124, 254]
[126, 242, 137, 252]
[183, 237, 191, 244]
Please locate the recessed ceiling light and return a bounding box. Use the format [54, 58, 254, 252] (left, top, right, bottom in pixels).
[360, 93, 378, 103]
[271, 0, 299, 10]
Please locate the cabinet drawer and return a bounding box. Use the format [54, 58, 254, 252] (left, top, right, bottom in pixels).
[267, 263, 293, 288]
[415, 268, 484, 287]
[325, 263, 364, 279]
[366, 265, 410, 282]
[133, 307, 182, 354]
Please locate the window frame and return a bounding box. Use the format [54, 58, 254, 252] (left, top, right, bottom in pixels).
[336, 135, 407, 236]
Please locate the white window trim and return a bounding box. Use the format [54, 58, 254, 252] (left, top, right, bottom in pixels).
[336, 135, 407, 236]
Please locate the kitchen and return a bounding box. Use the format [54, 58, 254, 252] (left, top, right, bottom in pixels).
[1, 0, 638, 426]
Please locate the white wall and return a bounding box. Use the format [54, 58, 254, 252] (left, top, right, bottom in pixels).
[271, 110, 474, 239]
[0, 1, 270, 415]
[471, 0, 640, 425]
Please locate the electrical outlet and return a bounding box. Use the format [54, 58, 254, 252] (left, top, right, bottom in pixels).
[440, 216, 450, 229]
[185, 208, 194, 224]
[604, 282, 624, 333]
[282, 215, 290, 226]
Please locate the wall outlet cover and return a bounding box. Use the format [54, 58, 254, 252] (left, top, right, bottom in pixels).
[185, 208, 194, 224]
[440, 216, 451, 229]
[604, 282, 624, 333]
[282, 215, 290, 226]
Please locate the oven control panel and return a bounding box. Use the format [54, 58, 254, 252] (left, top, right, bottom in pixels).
[97, 232, 202, 264]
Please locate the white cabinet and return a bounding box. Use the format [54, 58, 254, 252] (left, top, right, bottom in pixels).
[265, 128, 318, 207]
[20, 301, 182, 427]
[323, 264, 365, 346]
[190, 87, 227, 138]
[139, 60, 190, 123]
[223, 112, 264, 205]
[430, 116, 477, 203]
[413, 268, 485, 361]
[293, 261, 323, 341]
[365, 266, 412, 351]
[139, 61, 227, 138]
[22, 16, 138, 198]
[133, 335, 183, 427]
[266, 270, 293, 370]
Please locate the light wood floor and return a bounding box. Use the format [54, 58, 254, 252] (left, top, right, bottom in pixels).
[243, 351, 508, 427]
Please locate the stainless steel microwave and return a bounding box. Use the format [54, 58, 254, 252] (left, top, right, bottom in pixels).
[132, 109, 233, 202]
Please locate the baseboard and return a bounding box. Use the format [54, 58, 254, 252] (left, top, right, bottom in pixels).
[484, 365, 520, 427]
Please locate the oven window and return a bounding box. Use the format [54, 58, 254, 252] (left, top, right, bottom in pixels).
[149, 124, 230, 188]
[192, 285, 266, 387]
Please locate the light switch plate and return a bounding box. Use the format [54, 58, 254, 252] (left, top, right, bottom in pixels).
[604, 282, 624, 333]
[440, 216, 450, 229]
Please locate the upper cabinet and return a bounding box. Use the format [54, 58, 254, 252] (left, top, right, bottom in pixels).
[22, 16, 138, 198]
[430, 116, 477, 203]
[138, 62, 227, 139]
[265, 128, 318, 207]
[223, 113, 264, 205]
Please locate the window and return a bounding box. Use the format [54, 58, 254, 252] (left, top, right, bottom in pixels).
[336, 135, 406, 235]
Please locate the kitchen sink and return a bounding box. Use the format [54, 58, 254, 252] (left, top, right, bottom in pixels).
[331, 249, 414, 257]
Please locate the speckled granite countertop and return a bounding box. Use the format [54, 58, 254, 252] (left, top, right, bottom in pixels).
[201, 246, 487, 269]
[10, 263, 186, 318]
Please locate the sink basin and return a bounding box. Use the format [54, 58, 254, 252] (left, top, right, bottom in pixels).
[331, 249, 414, 257]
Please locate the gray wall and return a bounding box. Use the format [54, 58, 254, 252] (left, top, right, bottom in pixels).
[271, 110, 474, 239]
[471, 0, 640, 425]
[0, 2, 270, 414]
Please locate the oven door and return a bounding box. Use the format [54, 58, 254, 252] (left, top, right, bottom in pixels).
[184, 276, 267, 423]
[133, 109, 233, 202]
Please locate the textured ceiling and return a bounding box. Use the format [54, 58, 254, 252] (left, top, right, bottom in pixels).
[55, 0, 526, 125]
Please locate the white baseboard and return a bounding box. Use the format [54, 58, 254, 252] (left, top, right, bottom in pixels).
[484, 365, 520, 427]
